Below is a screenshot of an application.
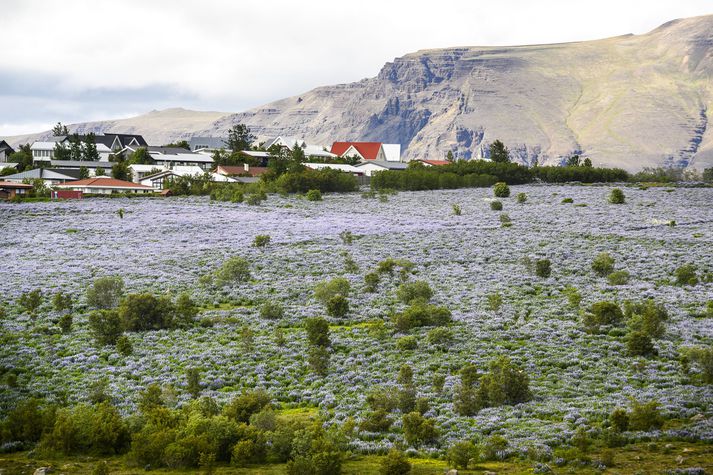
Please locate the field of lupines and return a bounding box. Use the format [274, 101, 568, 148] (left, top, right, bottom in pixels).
[1, 184, 712, 459]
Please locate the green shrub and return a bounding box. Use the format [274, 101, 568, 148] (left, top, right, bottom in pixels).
[490, 200, 503, 211]
[486, 292, 503, 312]
[245, 193, 264, 205]
[306, 189, 323, 201]
[427, 327, 453, 346]
[314, 277, 350, 305]
[393, 303, 452, 332]
[259, 301, 284, 320]
[609, 188, 625, 204]
[499, 213, 512, 227]
[88, 310, 123, 346]
[396, 280, 433, 304]
[562, 286, 581, 308]
[626, 330, 656, 357]
[396, 336, 418, 351]
[223, 389, 271, 423]
[119, 293, 176, 332]
[86, 276, 125, 309]
[58, 313, 73, 333]
[116, 335, 133, 356]
[304, 317, 330, 347]
[628, 400, 664, 431]
[364, 271, 380, 292]
[561, 197, 574, 204]
[174, 293, 198, 327]
[481, 434, 509, 461]
[476, 356, 531, 409]
[516, 192, 527, 203]
[625, 300, 668, 339]
[675, 263, 698, 286]
[52, 292, 73, 312]
[610, 408, 629, 432]
[379, 448, 411, 475]
[447, 440, 479, 469]
[592, 252, 615, 277]
[18, 289, 42, 314]
[326, 295, 349, 318]
[584, 301, 623, 331]
[535, 259, 551, 278]
[451, 204, 462, 215]
[253, 234, 271, 247]
[607, 270, 630, 285]
[214, 256, 251, 286]
[681, 346, 713, 384]
[493, 182, 510, 198]
[402, 412, 438, 447]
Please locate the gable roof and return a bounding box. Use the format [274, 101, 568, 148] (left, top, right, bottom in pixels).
[0, 181, 33, 189]
[1, 168, 77, 181]
[56, 177, 153, 189]
[60, 133, 147, 149]
[0, 140, 15, 154]
[419, 160, 451, 166]
[331, 142, 383, 160]
[355, 161, 409, 170]
[189, 136, 227, 150]
[48, 160, 113, 169]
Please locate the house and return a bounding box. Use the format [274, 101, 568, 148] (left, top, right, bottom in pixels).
[355, 161, 409, 177]
[303, 163, 364, 176]
[31, 133, 147, 164]
[145, 147, 214, 171]
[0, 181, 32, 200]
[0, 140, 15, 162]
[139, 166, 235, 190]
[263, 137, 336, 160]
[215, 164, 269, 177]
[56, 177, 155, 194]
[331, 142, 387, 161]
[417, 160, 451, 167]
[129, 164, 168, 182]
[189, 136, 228, 152]
[1, 168, 78, 186]
[48, 160, 115, 176]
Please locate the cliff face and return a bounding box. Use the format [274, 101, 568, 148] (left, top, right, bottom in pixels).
[206, 15, 713, 170]
[8, 15, 713, 171]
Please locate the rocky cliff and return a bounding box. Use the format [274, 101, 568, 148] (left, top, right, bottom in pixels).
[8, 15, 713, 170]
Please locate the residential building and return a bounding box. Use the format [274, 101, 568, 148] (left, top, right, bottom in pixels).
[56, 177, 155, 194]
[139, 166, 234, 190]
[0, 181, 32, 200]
[215, 164, 269, 177]
[47, 160, 115, 176]
[189, 136, 227, 151]
[330, 142, 402, 162]
[263, 137, 336, 160]
[0, 140, 15, 162]
[1, 168, 78, 186]
[31, 133, 147, 164]
[303, 163, 364, 176]
[417, 160, 451, 166]
[355, 161, 409, 177]
[128, 164, 168, 182]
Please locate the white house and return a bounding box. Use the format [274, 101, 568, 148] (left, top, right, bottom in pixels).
[31, 134, 147, 164]
[31, 140, 113, 163]
[303, 163, 364, 176]
[0, 140, 15, 162]
[129, 164, 168, 183]
[1, 168, 78, 186]
[56, 177, 155, 194]
[140, 166, 235, 190]
[355, 161, 409, 177]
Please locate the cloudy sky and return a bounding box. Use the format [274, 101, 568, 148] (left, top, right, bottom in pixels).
[1, 0, 711, 136]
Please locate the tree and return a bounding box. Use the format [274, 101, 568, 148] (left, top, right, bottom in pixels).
[583, 157, 593, 167]
[292, 145, 306, 162]
[446, 150, 454, 162]
[608, 188, 625, 204]
[314, 278, 350, 305]
[86, 276, 125, 309]
[305, 317, 330, 347]
[8, 144, 33, 172]
[214, 256, 251, 286]
[112, 161, 131, 181]
[489, 140, 510, 163]
[88, 310, 123, 346]
[380, 448, 411, 475]
[566, 154, 580, 166]
[492, 182, 510, 198]
[18, 289, 43, 314]
[52, 122, 69, 136]
[83, 133, 100, 161]
[54, 141, 71, 160]
[225, 124, 255, 152]
[118, 293, 176, 331]
[52, 291, 73, 312]
[326, 295, 349, 318]
[161, 140, 190, 150]
[592, 252, 615, 277]
[69, 134, 83, 161]
[127, 147, 154, 165]
[402, 412, 438, 447]
[79, 166, 89, 179]
[396, 281, 433, 304]
[447, 440, 479, 470]
[186, 368, 201, 398]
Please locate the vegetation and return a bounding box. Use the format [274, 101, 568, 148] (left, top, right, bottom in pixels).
[492, 182, 511, 198]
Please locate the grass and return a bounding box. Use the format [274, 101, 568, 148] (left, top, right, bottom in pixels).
[1, 442, 711, 474]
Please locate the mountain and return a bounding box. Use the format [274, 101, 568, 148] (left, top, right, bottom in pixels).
[7, 15, 713, 170]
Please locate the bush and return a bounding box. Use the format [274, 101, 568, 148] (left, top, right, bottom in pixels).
[119, 293, 176, 332]
[259, 301, 284, 320]
[629, 400, 664, 431]
[380, 448, 411, 475]
[18, 289, 42, 314]
[625, 300, 668, 339]
[561, 197, 574, 204]
[493, 182, 510, 198]
[447, 440, 478, 469]
[490, 200, 503, 211]
[58, 313, 73, 333]
[314, 278, 350, 305]
[610, 408, 629, 432]
[52, 292, 73, 312]
[476, 356, 531, 408]
[535, 259, 551, 278]
[306, 189, 323, 201]
[116, 335, 133, 356]
[396, 280, 433, 304]
[88, 310, 123, 346]
[245, 193, 265, 205]
[584, 301, 623, 331]
[223, 389, 271, 423]
[451, 203, 462, 215]
[675, 263, 698, 286]
[214, 256, 251, 286]
[364, 271, 380, 292]
[516, 192, 527, 203]
[326, 295, 349, 318]
[592, 252, 615, 277]
[499, 213, 512, 227]
[609, 188, 625, 204]
[396, 336, 418, 351]
[607, 270, 630, 285]
[86, 276, 125, 310]
[305, 317, 330, 347]
[393, 303, 452, 332]
[174, 293, 198, 327]
[253, 235, 271, 247]
[427, 327, 453, 346]
[626, 330, 656, 357]
[682, 346, 713, 384]
[402, 412, 438, 447]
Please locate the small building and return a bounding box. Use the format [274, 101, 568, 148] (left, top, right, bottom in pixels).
[0, 181, 32, 200]
[49, 160, 114, 176]
[56, 177, 155, 194]
[128, 164, 168, 182]
[303, 163, 364, 176]
[0, 140, 15, 162]
[215, 164, 269, 177]
[355, 161, 409, 177]
[417, 160, 451, 167]
[1, 168, 78, 186]
[140, 166, 235, 190]
[147, 147, 214, 170]
[51, 190, 83, 200]
[189, 136, 228, 151]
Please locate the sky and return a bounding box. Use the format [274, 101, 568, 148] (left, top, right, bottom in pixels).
[1, 0, 711, 136]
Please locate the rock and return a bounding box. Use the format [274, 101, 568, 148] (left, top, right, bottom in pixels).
[33, 468, 52, 475]
[445, 470, 458, 475]
[484, 471, 498, 475]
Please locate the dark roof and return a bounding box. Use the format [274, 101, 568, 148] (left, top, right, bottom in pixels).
[48, 160, 114, 169]
[60, 133, 147, 149]
[0, 140, 15, 154]
[48, 167, 82, 179]
[146, 146, 195, 155]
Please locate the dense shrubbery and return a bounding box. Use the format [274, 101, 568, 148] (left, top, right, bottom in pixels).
[533, 166, 628, 183]
[592, 252, 615, 277]
[393, 303, 452, 332]
[454, 356, 531, 416]
[493, 182, 511, 198]
[274, 168, 358, 193]
[396, 280, 433, 304]
[609, 188, 626, 204]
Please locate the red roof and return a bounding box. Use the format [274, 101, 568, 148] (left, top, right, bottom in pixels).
[331, 142, 383, 160]
[0, 181, 33, 189]
[420, 160, 451, 166]
[57, 177, 153, 189]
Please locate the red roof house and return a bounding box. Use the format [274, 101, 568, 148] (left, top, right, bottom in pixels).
[330, 142, 386, 161]
[56, 177, 155, 194]
[418, 160, 451, 167]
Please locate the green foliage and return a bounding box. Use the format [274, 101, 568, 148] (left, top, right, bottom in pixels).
[486, 292, 503, 312]
[625, 300, 668, 339]
[592, 252, 615, 277]
[562, 286, 581, 308]
[308, 345, 330, 376]
[306, 189, 323, 201]
[534, 166, 628, 183]
[476, 356, 531, 408]
[535, 258, 551, 278]
[607, 270, 630, 285]
[402, 412, 438, 447]
[116, 335, 133, 356]
[561, 197, 574, 203]
[610, 408, 629, 432]
[225, 124, 255, 152]
[187, 368, 202, 398]
[314, 277, 350, 305]
[52, 291, 73, 312]
[393, 303, 452, 332]
[253, 234, 271, 247]
[584, 301, 624, 332]
[451, 203, 462, 215]
[396, 336, 418, 351]
[245, 192, 265, 205]
[326, 295, 349, 318]
[516, 192, 527, 203]
[481, 435, 509, 461]
[274, 168, 358, 193]
[305, 317, 330, 347]
[259, 301, 284, 320]
[490, 200, 503, 211]
[680, 346, 713, 384]
[493, 181, 511, 198]
[88, 310, 123, 346]
[1, 398, 56, 444]
[626, 330, 656, 357]
[58, 313, 73, 333]
[609, 188, 625, 204]
[86, 276, 125, 309]
[499, 213, 512, 227]
[175, 293, 198, 327]
[447, 440, 479, 469]
[396, 280, 433, 304]
[675, 263, 698, 286]
[364, 271, 380, 292]
[42, 402, 129, 455]
[119, 293, 176, 332]
[18, 289, 42, 314]
[339, 230, 354, 245]
[223, 389, 271, 424]
[380, 448, 411, 475]
[427, 327, 453, 346]
[111, 161, 131, 181]
[628, 400, 664, 431]
[489, 140, 510, 163]
[214, 256, 251, 286]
